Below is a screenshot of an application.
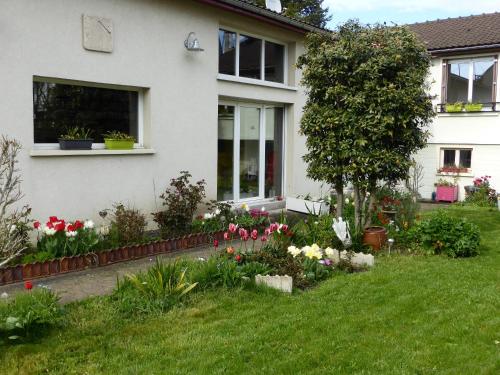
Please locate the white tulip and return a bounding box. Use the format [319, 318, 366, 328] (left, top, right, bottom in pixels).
[84, 220, 95, 229]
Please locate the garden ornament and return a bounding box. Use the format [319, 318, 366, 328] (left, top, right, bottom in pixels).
[332, 217, 352, 248]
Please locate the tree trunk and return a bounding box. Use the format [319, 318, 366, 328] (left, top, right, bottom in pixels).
[334, 183, 343, 218]
[353, 184, 361, 232]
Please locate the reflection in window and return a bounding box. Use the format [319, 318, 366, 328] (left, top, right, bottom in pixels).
[217, 105, 235, 201]
[265, 108, 283, 197]
[33, 81, 138, 143]
[265, 42, 284, 83]
[472, 60, 494, 103]
[447, 62, 469, 103]
[218, 29, 237, 76]
[239, 107, 260, 198]
[442, 148, 472, 169]
[443, 149, 456, 166]
[459, 149, 472, 168]
[239, 35, 262, 79]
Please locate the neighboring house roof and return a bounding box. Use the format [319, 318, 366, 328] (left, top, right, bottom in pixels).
[196, 0, 326, 34]
[409, 12, 500, 53]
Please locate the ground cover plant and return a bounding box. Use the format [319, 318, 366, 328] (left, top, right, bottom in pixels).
[1, 206, 498, 373]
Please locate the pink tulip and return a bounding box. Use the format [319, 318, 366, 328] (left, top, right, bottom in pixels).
[239, 228, 246, 237]
[224, 232, 230, 241]
[261, 236, 268, 242]
[251, 229, 258, 240]
[281, 224, 289, 232]
[228, 223, 238, 233]
[264, 228, 271, 236]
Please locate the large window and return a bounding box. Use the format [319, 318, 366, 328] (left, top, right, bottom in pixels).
[445, 57, 496, 107]
[33, 79, 140, 144]
[441, 148, 472, 170]
[217, 103, 284, 201]
[218, 29, 286, 84]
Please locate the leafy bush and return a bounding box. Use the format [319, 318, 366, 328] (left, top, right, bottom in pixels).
[153, 171, 206, 238]
[188, 257, 244, 289]
[292, 214, 342, 249]
[108, 204, 147, 246]
[238, 261, 271, 278]
[0, 289, 63, 341]
[116, 259, 197, 314]
[409, 211, 480, 257]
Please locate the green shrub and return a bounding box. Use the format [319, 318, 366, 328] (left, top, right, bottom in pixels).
[116, 259, 197, 313]
[0, 289, 63, 341]
[108, 204, 147, 246]
[238, 261, 272, 278]
[188, 257, 244, 289]
[409, 211, 480, 257]
[292, 214, 342, 249]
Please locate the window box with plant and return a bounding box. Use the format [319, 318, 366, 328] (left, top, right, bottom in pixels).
[434, 178, 459, 202]
[104, 131, 136, 150]
[464, 103, 483, 112]
[58, 127, 93, 150]
[445, 102, 463, 113]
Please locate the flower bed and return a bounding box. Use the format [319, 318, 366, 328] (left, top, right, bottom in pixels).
[0, 231, 225, 286]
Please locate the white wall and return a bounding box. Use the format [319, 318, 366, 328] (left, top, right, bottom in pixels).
[415, 53, 500, 200]
[0, 0, 322, 224]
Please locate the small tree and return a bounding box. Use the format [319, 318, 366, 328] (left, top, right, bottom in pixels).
[254, 0, 331, 28]
[0, 136, 31, 267]
[298, 21, 435, 231]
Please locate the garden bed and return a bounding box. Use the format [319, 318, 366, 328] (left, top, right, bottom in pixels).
[0, 231, 224, 286]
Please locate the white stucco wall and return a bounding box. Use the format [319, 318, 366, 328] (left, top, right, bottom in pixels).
[414, 53, 500, 200]
[0, 0, 321, 224]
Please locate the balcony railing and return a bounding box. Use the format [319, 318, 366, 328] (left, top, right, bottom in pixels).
[437, 102, 499, 113]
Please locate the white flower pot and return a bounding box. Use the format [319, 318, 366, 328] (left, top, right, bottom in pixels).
[286, 197, 330, 215]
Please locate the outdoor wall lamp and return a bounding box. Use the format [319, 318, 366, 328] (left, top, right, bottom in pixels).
[184, 32, 204, 52]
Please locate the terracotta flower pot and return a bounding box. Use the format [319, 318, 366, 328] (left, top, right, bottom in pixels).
[98, 251, 108, 266]
[76, 256, 86, 270]
[23, 263, 33, 278]
[68, 257, 77, 271]
[14, 265, 24, 282]
[60, 257, 70, 273]
[165, 240, 173, 251]
[176, 238, 183, 249]
[41, 261, 50, 276]
[85, 254, 97, 268]
[3, 267, 14, 284]
[50, 259, 60, 275]
[32, 262, 42, 277]
[363, 226, 388, 251]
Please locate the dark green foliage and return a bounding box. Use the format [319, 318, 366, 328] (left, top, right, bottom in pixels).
[409, 211, 481, 257]
[108, 204, 147, 246]
[188, 257, 244, 290]
[153, 171, 206, 238]
[297, 21, 434, 229]
[0, 289, 63, 342]
[253, 0, 331, 28]
[238, 261, 272, 278]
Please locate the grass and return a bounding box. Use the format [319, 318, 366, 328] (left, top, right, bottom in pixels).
[2, 207, 499, 374]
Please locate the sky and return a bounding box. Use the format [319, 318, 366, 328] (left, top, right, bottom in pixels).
[324, 0, 500, 28]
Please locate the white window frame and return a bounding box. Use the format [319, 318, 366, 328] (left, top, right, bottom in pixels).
[32, 76, 145, 150]
[446, 57, 496, 103]
[218, 100, 286, 203]
[440, 148, 473, 169]
[218, 27, 288, 86]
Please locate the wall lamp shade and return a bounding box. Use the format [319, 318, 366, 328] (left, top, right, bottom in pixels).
[184, 32, 204, 51]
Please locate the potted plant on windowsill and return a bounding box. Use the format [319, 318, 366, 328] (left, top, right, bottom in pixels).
[464, 103, 483, 112]
[445, 102, 463, 113]
[103, 131, 135, 150]
[58, 127, 93, 150]
[434, 178, 459, 202]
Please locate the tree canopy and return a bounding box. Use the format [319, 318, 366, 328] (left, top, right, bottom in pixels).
[254, 0, 331, 28]
[297, 21, 435, 230]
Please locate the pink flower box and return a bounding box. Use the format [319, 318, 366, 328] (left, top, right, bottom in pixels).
[436, 185, 458, 202]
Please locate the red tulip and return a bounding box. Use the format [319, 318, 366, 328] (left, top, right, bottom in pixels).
[33, 221, 41, 229]
[49, 216, 59, 223]
[235, 254, 242, 262]
[228, 223, 238, 233]
[213, 239, 219, 248]
[261, 236, 268, 242]
[24, 281, 33, 290]
[223, 232, 230, 241]
[251, 229, 258, 240]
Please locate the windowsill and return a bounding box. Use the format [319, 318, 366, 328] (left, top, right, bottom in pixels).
[217, 74, 297, 91]
[30, 148, 156, 157]
[437, 112, 499, 117]
[436, 172, 474, 178]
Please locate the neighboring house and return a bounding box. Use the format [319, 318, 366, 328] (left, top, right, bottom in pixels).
[1, 0, 325, 222]
[409, 13, 500, 201]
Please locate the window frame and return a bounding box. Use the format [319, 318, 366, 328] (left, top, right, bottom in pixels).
[218, 27, 288, 86]
[218, 100, 286, 203]
[443, 56, 497, 105]
[32, 76, 145, 150]
[439, 147, 473, 170]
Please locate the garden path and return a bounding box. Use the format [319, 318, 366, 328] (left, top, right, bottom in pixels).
[0, 246, 216, 304]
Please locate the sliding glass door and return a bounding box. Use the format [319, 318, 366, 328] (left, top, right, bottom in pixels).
[218, 103, 284, 202]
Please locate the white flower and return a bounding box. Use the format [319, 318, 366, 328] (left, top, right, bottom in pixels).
[314, 221, 319, 225]
[203, 213, 214, 220]
[287, 246, 301, 258]
[303, 244, 322, 259]
[43, 226, 56, 236]
[9, 225, 16, 234]
[215, 209, 221, 215]
[84, 220, 94, 229]
[325, 247, 335, 257]
[261, 206, 266, 212]
[1, 292, 8, 299]
[345, 198, 350, 204]
[99, 225, 110, 236]
[65, 230, 77, 238]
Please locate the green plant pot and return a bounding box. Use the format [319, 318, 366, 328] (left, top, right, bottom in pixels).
[464, 103, 483, 112]
[104, 139, 134, 150]
[445, 104, 463, 113]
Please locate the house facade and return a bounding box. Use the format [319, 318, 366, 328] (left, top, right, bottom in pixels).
[410, 13, 500, 201]
[1, 0, 325, 222]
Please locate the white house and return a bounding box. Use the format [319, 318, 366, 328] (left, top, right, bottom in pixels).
[1, 0, 325, 222]
[410, 13, 500, 201]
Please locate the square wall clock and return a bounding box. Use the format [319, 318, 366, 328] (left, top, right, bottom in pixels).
[82, 15, 113, 53]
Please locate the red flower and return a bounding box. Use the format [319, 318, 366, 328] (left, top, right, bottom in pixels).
[24, 280, 33, 290]
[66, 224, 76, 232]
[33, 221, 41, 229]
[74, 220, 84, 230]
[281, 224, 289, 232]
[213, 239, 219, 248]
[54, 221, 65, 232]
[228, 223, 238, 233]
[49, 216, 59, 223]
[261, 235, 268, 242]
[223, 232, 230, 241]
[251, 229, 258, 241]
[235, 254, 242, 262]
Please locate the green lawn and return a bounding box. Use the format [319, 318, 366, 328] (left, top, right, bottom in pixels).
[2, 207, 499, 374]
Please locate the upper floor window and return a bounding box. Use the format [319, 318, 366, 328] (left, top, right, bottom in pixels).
[443, 57, 497, 112]
[218, 29, 285, 84]
[33, 78, 141, 145]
